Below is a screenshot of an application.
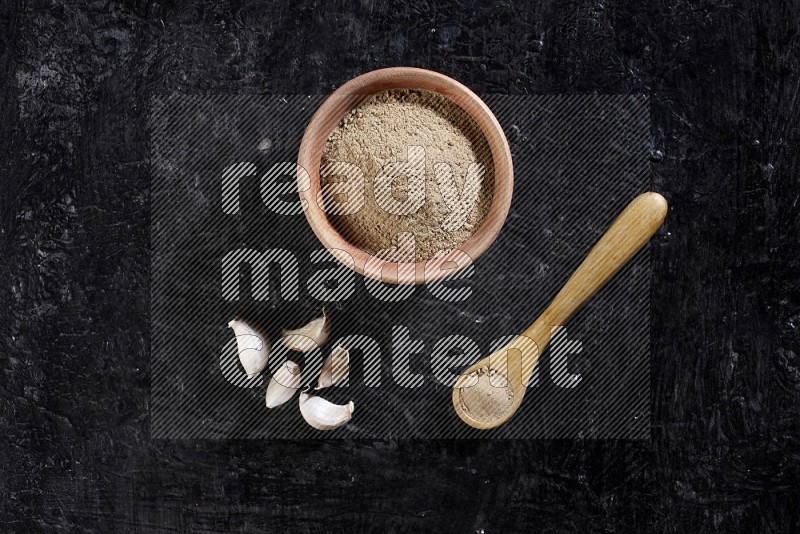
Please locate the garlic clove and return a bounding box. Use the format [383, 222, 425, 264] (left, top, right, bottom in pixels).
[265, 361, 302, 408]
[228, 319, 270, 378]
[280, 310, 330, 352]
[298, 391, 354, 431]
[316, 345, 349, 389]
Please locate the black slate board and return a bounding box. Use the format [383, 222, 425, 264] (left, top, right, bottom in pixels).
[1, 1, 798, 532]
[149, 93, 650, 439]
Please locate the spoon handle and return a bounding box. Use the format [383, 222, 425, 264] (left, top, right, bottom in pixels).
[535, 192, 668, 331]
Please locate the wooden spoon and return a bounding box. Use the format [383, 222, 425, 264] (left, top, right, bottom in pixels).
[452, 192, 668, 429]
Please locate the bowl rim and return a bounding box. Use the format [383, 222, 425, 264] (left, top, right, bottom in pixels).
[296, 66, 513, 285]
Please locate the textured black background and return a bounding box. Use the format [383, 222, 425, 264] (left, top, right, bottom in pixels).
[1, 0, 798, 532]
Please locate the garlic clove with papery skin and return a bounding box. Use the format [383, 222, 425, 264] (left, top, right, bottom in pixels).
[265, 360, 302, 408]
[280, 311, 330, 352]
[298, 391, 354, 431]
[316, 345, 349, 389]
[228, 319, 270, 378]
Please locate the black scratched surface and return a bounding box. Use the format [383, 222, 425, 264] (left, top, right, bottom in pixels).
[1, 0, 799, 532]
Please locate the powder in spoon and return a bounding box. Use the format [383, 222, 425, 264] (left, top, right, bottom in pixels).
[321, 89, 495, 262]
[457, 367, 515, 423]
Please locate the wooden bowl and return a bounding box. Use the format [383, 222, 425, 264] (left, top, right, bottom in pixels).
[297, 67, 513, 285]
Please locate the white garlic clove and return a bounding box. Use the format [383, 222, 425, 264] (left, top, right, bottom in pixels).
[265, 361, 302, 408]
[298, 391, 354, 431]
[316, 345, 349, 389]
[280, 310, 330, 352]
[228, 319, 270, 378]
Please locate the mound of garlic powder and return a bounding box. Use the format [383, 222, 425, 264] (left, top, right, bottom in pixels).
[321, 89, 495, 262]
[458, 367, 515, 423]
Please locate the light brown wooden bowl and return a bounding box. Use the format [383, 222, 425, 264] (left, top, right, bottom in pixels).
[297, 67, 513, 285]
